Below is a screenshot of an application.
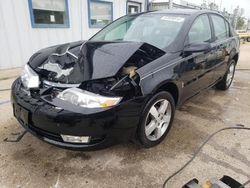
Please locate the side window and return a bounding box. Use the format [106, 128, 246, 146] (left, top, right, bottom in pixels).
[187, 14, 211, 45]
[211, 15, 227, 40]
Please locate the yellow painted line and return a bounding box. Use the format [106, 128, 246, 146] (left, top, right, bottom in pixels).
[240, 41, 250, 44]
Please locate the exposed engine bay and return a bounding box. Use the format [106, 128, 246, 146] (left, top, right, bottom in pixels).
[29, 41, 165, 101]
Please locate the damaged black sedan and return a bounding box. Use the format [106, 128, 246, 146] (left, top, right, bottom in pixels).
[11, 9, 240, 150]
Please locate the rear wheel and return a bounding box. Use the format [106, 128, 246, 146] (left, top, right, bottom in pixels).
[216, 60, 236, 90]
[137, 91, 175, 148]
[247, 37, 250, 42]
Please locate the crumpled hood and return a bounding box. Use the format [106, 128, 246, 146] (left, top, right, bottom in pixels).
[29, 40, 165, 84]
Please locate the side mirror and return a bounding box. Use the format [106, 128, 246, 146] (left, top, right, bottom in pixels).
[184, 43, 211, 53]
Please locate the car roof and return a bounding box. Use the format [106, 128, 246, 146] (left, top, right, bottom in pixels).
[148, 9, 220, 16]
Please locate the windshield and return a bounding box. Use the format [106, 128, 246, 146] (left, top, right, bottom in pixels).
[90, 14, 186, 49]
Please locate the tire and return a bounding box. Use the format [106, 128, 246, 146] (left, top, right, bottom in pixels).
[216, 60, 236, 90]
[247, 37, 250, 42]
[137, 91, 175, 148]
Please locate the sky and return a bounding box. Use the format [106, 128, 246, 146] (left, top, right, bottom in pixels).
[151, 0, 250, 19]
[187, 0, 250, 18]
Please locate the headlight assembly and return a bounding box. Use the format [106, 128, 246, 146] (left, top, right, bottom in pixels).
[21, 64, 40, 89]
[57, 88, 122, 108]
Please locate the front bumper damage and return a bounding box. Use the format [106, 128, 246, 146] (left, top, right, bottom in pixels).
[11, 78, 146, 150]
[11, 40, 165, 150]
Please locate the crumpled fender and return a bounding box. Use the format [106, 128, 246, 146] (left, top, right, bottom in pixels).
[136, 53, 182, 95]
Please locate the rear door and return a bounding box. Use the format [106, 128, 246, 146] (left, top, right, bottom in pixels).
[210, 14, 230, 82]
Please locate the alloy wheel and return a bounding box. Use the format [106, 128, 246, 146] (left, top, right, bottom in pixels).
[226, 63, 235, 87]
[145, 99, 172, 141]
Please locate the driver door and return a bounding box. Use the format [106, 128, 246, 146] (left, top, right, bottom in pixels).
[182, 14, 216, 96]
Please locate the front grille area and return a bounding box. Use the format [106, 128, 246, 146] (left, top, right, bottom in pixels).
[28, 124, 105, 145]
[28, 124, 63, 142]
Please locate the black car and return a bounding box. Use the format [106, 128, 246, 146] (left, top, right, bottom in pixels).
[11, 9, 240, 150]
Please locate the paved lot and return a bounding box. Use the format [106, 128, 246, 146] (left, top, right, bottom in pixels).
[0, 44, 250, 188]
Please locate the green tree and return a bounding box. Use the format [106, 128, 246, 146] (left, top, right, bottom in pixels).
[236, 17, 245, 30]
[208, 2, 219, 10]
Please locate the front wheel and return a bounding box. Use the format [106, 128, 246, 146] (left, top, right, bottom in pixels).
[137, 91, 175, 148]
[216, 60, 236, 90]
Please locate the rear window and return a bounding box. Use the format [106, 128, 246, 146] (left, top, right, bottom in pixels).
[211, 15, 227, 40]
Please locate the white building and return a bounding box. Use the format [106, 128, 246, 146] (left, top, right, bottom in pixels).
[0, 0, 148, 69]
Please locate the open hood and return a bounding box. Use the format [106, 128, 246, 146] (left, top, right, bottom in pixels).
[29, 41, 165, 84]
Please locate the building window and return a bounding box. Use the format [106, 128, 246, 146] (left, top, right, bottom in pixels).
[88, 0, 113, 28]
[127, 1, 141, 14]
[28, 0, 69, 28]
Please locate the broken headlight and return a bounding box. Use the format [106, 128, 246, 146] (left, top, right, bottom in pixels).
[57, 88, 122, 108]
[21, 64, 40, 89]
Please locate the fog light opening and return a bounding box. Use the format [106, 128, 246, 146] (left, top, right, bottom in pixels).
[61, 135, 90, 143]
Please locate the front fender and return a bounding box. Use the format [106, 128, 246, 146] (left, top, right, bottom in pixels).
[136, 53, 182, 95]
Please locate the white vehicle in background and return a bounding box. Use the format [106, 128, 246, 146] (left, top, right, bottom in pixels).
[237, 30, 250, 42]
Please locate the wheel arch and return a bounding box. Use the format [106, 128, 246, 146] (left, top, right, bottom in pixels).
[153, 81, 180, 106]
[232, 53, 239, 64]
